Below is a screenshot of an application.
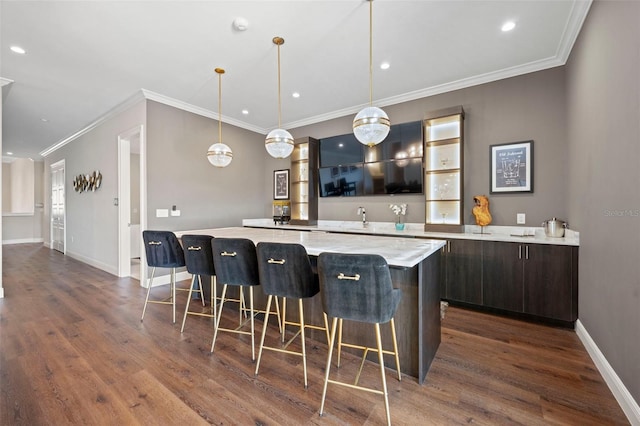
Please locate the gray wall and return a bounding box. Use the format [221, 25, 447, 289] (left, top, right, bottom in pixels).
[566, 0, 640, 404]
[43, 101, 147, 274]
[145, 101, 269, 231]
[289, 67, 567, 227]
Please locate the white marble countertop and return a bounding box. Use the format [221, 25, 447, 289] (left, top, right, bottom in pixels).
[176, 226, 445, 268]
[242, 219, 580, 247]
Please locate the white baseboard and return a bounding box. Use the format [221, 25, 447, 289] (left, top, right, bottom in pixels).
[575, 319, 640, 425]
[142, 271, 191, 289]
[65, 250, 120, 276]
[2, 238, 44, 245]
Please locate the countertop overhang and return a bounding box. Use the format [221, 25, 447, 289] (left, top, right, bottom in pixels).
[176, 226, 445, 268]
[242, 219, 580, 246]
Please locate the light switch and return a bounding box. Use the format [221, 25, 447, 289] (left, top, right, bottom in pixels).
[517, 213, 526, 224]
[156, 209, 169, 218]
[171, 209, 181, 217]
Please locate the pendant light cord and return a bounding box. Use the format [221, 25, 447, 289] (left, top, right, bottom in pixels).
[369, 0, 373, 107]
[277, 40, 283, 128]
[215, 68, 225, 143]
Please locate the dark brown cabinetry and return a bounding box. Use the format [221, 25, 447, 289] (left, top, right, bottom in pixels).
[441, 239, 483, 305]
[433, 238, 578, 324]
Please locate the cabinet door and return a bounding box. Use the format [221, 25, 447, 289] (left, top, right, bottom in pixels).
[523, 244, 578, 321]
[445, 239, 482, 304]
[482, 241, 523, 311]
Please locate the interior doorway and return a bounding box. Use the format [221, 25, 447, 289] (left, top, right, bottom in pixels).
[50, 160, 66, 253]
[117, 125, 146, 283]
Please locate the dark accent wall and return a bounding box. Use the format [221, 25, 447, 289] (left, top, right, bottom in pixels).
[566, 0, 640, 404]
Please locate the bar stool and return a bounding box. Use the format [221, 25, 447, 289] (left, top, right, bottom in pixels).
[141, 230, 186, 324]
[180, 234, 217, 332]
[210, 238, 281, 361]
[317, 252, 402, 426]
[254, 242, 329, 388]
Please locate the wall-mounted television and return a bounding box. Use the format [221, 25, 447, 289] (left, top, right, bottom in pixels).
[318, 121, 423, 197]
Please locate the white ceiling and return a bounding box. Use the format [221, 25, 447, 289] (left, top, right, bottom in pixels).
[1, 0, 591, 159]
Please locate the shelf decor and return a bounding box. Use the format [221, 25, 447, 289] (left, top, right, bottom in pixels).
[490, 140, 534, 193]
[274, 169, 290, 200]
[390, 203, 407, 230]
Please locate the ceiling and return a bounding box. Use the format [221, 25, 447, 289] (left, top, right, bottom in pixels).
[1, 0, 591, 160]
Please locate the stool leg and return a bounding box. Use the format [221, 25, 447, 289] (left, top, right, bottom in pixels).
[211, 284, 228, 353]
[320, 317, 339, 417]
[254, 295, 273, 376]
[171, 267, 176, 324]
[180, 275, 197, 332]
[390, 318, 401, 381]
[141, 267, 156, 321]
[299, 298, 308, 388]
[210, 275, 216, 319]
[281, 297, 287, 343]
[199, 275, 205, 307]
[375, 323, 391, 426]
[337, 318, 344, 368]
[249, 286, 256, 361]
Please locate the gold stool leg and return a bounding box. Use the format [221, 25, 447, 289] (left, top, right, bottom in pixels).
[211, 284, 228, 353]
[180, 275, 197, 332]
[281, 297, 287, 342]
[319, 317, 339, 417]
[171, 267, 176, 324]
[141, 267, 156, 321]
[337, 318, 343, 368]
[390, 318, 401, 381]
[299, 299, 308, 388]
[375, 323, 392, 426]
[249, 286, 255, 361]
[254, 295, 273, 376]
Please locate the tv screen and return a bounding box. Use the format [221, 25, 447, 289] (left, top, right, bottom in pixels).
[319, 133, 363, 167]
[363, 158, 423, 195]
[365, 121, 423, 163]
[319, 164, 364, 197]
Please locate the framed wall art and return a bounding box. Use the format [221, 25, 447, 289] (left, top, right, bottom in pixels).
[490, 140, 533, 193]
[274, 169, 290, 200]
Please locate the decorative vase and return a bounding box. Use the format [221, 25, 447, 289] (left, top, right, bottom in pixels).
[395, 217, 405, 231]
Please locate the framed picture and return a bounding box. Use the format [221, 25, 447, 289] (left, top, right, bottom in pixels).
[274, 169, 290, 200]
[490, 140, 534, 193]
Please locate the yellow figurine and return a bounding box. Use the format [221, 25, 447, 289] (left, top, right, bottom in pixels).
[472, 195, 492, 226]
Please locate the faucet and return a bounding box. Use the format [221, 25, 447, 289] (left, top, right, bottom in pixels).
[357, 206, 368, 227]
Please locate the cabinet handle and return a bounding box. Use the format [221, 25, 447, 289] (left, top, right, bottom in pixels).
[518, 245, 522, 259]
[447, 241, 451, 252]
[525, 245, 529, 260]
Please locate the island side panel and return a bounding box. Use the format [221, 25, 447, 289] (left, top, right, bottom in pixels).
[419, 249, 442, 384]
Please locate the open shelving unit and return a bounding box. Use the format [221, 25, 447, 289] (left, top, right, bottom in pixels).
[424, 106, 465, 232]
[290, 137, 318, 225]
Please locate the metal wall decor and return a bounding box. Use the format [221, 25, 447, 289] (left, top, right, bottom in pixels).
[73, 170, 102, 193]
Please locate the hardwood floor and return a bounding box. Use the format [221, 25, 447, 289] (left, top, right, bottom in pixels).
[0, 244, 629, 425]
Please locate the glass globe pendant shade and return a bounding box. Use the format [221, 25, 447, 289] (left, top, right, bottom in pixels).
[265, 128, 294, 158]
[207, 142, 233, 168]
[353, 106, 390, 147]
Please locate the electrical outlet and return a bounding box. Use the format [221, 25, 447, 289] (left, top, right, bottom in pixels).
[517, 213, 526, 224]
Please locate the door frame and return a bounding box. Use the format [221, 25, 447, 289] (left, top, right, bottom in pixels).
[117, 125, 147, 284]
[50, 159, 66, 253]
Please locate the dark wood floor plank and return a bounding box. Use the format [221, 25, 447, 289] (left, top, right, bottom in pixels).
[0, 244, 629, 425]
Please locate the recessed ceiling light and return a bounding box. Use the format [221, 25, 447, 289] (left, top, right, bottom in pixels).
[6, 152, 13, 155]
[41, 118, 49, 123]
[242, 109, 249, 115]
[292, 92, 300, 98]
[10, 46, 26, 55]
[501, 21, 516, 32]
[380, 62, 390, 70]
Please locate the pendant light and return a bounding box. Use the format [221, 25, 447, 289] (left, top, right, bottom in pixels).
[265, 36, 294, 159]
[353, 0, 390, 147]
[207, 68, 233, 167]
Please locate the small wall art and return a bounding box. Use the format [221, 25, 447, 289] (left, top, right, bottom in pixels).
[490, 140, 533, 193]
[73, 170, 102, 193]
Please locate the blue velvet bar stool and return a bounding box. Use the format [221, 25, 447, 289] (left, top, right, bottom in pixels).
[317, 252, 402, 426]
[141, 230, 186, 324]
[210, 238, 281, 361]
[180, 234, 217, 333]
[254, 242, 329, 388]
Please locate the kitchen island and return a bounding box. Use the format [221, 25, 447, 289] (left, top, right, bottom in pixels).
[177, 227, 445, 384]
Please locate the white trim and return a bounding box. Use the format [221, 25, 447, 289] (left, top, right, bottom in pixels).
[556, 0, 593, 62]
[142, 270, 191, 289]
[575, 319, 640, 425]
[0, 77, 13, 87]
[39, 91, 147, 157]
[65, 249, 120, 276]
[2, 238, 44, 245]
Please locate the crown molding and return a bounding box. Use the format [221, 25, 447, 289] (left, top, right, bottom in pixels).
[0, 77, 14, 87]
